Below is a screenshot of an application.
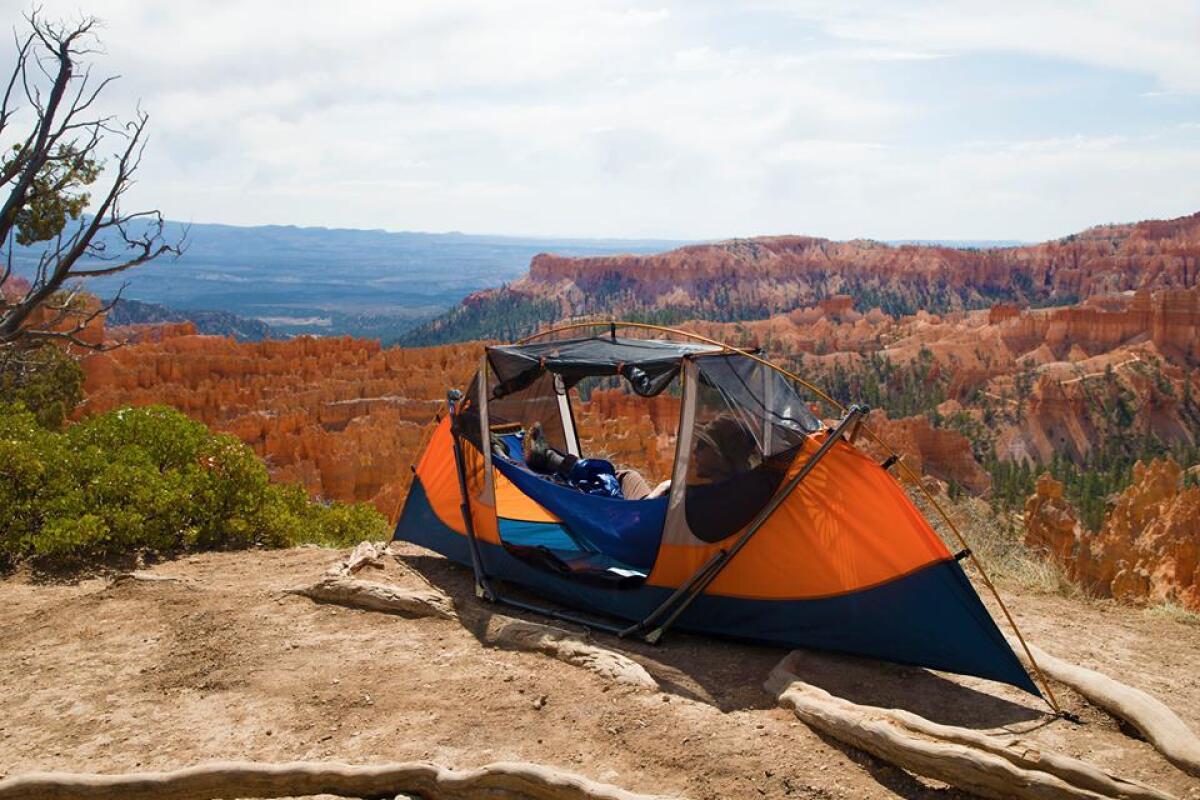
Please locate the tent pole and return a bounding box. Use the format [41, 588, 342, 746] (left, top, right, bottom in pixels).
[617, 549, 726, 639]
[497, 596, 628, 636]
[447, 389, 496, 602]
[630, 405, 869, 644]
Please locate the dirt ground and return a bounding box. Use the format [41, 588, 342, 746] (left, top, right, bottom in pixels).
[1, 544, 1198, 800]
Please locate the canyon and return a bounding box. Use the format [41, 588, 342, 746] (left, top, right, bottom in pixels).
[72, 212, 1200, 611]
[81, 327, 478, 520]
[78, 282, 1200, 522]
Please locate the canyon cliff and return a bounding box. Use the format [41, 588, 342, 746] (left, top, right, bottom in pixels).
[1025, 462, 1200, 612]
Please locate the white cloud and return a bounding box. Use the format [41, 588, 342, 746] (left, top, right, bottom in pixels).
[0, 0, 1195, 240]
[777, 0, 1200, 94]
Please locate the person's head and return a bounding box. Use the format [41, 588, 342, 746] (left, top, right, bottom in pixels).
[692, 414, 757, 482]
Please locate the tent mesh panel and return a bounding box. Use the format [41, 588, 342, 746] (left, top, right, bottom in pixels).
[683, 354, 822, 543]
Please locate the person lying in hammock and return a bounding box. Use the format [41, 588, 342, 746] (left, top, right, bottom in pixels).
[520, 422, 671, 500]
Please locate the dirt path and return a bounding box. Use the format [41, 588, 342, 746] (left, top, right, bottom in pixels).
[1, 546, 1198, 799]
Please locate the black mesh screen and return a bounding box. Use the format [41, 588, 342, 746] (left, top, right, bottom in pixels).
[683, 354, 821, 543]
[485, 369, 569, 453]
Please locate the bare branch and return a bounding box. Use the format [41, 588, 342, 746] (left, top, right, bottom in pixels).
[0, 32, 35, 138]
[0, 13, 178, 348]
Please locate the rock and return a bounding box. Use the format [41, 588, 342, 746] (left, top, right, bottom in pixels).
[1024, 459, 1200, 612]
[1024, 473, 1080, 565]
[863, 411, 990, 494]
[492, 213, 1200, 348]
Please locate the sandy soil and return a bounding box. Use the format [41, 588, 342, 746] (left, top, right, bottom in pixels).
[1, 545, 1198, 800]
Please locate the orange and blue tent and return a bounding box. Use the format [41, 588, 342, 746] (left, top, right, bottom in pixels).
[394, 325, 1041, 697]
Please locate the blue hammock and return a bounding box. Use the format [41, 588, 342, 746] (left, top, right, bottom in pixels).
[491, 439, 667, 573]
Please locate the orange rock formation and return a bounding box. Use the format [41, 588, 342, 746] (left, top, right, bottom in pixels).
[861, 411, 990, 494]
[574, 388, 680, 484]
[517, 212, 1200, 319]
[81, 326, 479, 520]
[80, 325, 684, 519]
[1, 275, 106, 349]
[687, 286, 1200, 467]
[1025, 462, 1200, 611]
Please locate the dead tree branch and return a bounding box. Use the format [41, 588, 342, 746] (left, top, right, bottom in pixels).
[0, 11, 182, 351]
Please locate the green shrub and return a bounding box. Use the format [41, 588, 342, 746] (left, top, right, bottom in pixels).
[0, 403, 387, 568]
[0, 343, 84, 429]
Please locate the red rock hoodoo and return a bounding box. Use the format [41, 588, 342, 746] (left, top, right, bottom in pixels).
[81, 326, 479, 520]
[1024, 462, 1200, 612]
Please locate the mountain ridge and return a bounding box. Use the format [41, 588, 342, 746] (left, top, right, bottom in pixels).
[401, 211, 1200, 345]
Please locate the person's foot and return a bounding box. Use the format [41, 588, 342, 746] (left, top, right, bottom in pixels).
[523, 422, 550, 470]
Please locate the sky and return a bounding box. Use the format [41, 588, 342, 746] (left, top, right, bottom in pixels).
[3, 0, 1199, 241]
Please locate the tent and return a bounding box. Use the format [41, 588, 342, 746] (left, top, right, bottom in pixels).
[394, 323, 1043, 697]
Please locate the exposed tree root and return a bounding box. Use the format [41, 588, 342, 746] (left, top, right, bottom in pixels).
[285, 576, 457, 620]
[1010, 640, 1200, 778]
[476, 615, 659, 691]
[0, 759, 680, 800]
[766, 651, 1174, 800]
[289, 546, 658, 691]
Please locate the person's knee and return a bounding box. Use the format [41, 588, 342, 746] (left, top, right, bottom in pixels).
[618, 468, 653, 500]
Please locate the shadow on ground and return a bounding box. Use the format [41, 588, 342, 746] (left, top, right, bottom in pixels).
[398, 548, 1044, 730]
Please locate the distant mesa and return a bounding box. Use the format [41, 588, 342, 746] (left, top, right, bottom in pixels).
[403, 210, 1200, 346]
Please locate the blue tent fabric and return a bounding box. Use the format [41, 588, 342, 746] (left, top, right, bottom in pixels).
[491, 456, 667, 573]
[395, 476, 1040, 695]
[497, 517, 586, 551]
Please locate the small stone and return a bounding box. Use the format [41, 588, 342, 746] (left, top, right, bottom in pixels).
[533, 695, 548, 710]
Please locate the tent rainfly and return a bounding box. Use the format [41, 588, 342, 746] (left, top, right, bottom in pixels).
[394, 323, 1046, 700]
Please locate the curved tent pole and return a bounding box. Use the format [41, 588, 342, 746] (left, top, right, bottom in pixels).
[518, 320, 1064, 715]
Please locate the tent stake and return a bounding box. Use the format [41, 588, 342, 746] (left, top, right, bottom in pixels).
[634, 405, 869, 645]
